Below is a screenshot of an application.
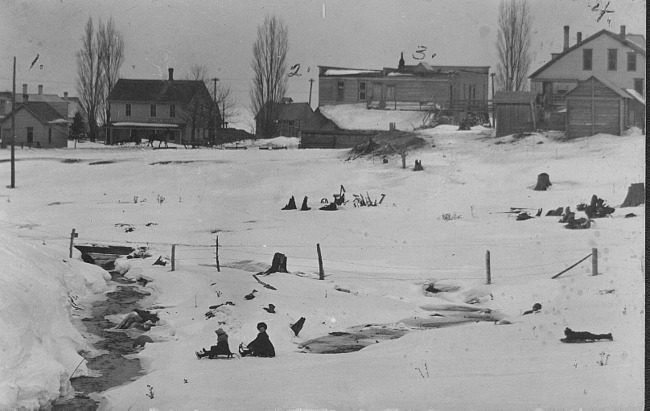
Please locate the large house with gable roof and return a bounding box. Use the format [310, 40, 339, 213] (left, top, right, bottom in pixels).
[0, 84, 70, 148]
[105, 68, 219, 145]
[529, 25, 645, 117]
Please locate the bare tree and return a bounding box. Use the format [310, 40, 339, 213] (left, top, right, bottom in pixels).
[495, 0, 532, 91]
[250, 14, 289, 138]
[215, 84, 239, 128]
[185, 64, 238, 129]
[76, 17, 104, 141]
[182, 64, 218, 143]
[98, 18, 125, 124]
[76, 16, 125, 141]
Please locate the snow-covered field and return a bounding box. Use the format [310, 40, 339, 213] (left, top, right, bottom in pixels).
[0, 121, 645, 410]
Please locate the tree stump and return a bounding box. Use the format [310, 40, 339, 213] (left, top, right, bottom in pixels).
[533, 173, 552, 191]
[300, 196, 311, 211]
[264, 253, 288, 274]
[290, 317, 306, 336]
[282, 196, 297, 210]
[621, 183, 645, 207]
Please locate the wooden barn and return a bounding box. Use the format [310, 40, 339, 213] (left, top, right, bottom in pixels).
[494, 91, 538, 137]
[565, 76, 643, 138]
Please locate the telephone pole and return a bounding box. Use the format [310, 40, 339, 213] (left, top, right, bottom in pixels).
[308, 78, 315, 108]
[10, 56, 16, 188]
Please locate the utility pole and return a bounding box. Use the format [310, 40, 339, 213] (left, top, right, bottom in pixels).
[490, 72, 496, 128]
[10, 57, 16, 188]
[308, 78, 315, 108]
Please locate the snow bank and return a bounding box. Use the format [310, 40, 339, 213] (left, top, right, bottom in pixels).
[319, 103, 429, 131]
[0, 233, 110, 410]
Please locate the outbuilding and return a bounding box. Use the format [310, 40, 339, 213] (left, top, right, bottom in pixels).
[493, 91, 538, 137]
[565, 76, 640, 138]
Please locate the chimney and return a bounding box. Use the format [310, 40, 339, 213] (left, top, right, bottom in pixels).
[168, 68, 174, 81]
[38, 85, 43, 95]
[22, 84, 28, 103]
[620, 25, 626, 39]
[563, 26, 570, 51]
[577, 32, 582, 44]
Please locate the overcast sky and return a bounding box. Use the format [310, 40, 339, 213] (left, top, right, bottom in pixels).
[0, 0, 645, 126]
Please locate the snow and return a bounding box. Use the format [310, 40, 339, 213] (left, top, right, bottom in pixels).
[320, 103, 430, 130]
[0, 123, 645, 410]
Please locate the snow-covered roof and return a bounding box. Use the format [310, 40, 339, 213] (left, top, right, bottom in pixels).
[386, 72, 414, 77]
[322, 69, 381, 76]
[624, 89, 646, 105]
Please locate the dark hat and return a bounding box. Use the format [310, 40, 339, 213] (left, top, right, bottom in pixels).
[256, 322, 267, 330]
[215, 328, 226, 335]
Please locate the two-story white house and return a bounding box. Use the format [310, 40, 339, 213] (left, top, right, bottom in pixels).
[529, 25, 645, 113]
[105, 68, 219, 145]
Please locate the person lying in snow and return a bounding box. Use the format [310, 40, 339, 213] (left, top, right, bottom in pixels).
[196, 328, 234, 359]
[116, 309, 160, 330]
[563, 327, 613, 342]
[239, 322, 275, 358]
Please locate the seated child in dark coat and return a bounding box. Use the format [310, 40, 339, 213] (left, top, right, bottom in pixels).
[239, 322, 275, 358]
[196, 328, 234, 359]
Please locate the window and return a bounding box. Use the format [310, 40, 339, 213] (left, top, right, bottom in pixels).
[627, 52, 637, 71]
[48, 128, 52, 143]
[170, 104, 175, 118]
[634, 78, 644, 95]
[337, 81, 344, 101]
[469, 85, 476, 100]
[358, 82, 366, 100]
[582, 49, 593, 70]
[607, 49, 617, 71]
[125, 104, 131, 117]
[150, 104, 157, 117]
[26, 127, 33, 145]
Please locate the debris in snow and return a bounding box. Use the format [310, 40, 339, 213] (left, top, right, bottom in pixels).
[578, 195, 615, 218]
[152, 256, 167, 266]
[244, 290, 258, 300]
[522, 303, 542, 315]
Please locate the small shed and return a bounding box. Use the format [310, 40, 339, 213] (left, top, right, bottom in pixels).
[565, 76, 633, 139]
[494, 91, 537, 137]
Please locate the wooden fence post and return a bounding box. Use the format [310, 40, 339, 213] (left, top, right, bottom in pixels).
[215, 236, 220, 272]
[171, 244, 176, 271]
[69, 228, 78, 258]
[592, 248, 598, 276]
[317, 243, 324, 280]
[485, 250, 491, 285]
